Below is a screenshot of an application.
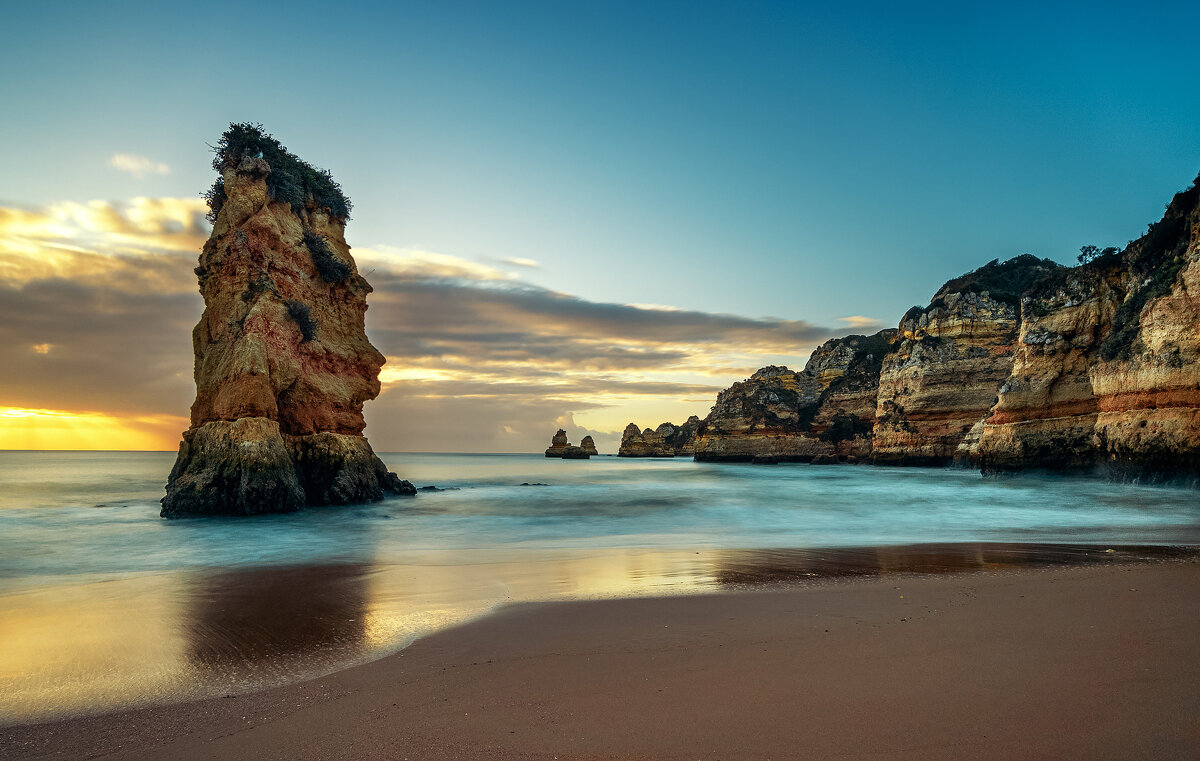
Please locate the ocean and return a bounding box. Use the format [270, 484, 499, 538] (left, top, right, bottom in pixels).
[1, 450, 1198, 724]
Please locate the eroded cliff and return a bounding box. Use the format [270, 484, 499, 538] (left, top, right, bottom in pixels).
[618, 417, 701, 457]
[872, 256, 1062, 465]
[975, 176, 1200, 475]
[693, 332, 895, 462]
[162, 124, 413, 516]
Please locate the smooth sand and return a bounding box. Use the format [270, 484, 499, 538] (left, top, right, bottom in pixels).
[4, 560, 1198, 760]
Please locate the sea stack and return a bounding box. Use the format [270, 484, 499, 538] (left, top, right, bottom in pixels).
[544, 429, 570, 457]
[162, 124, 414, 517]
[579, 435, 599, 455]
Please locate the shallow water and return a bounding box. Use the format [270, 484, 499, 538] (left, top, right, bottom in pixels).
[1, 451, 1198, 723]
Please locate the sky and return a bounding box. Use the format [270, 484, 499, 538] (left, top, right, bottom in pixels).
[1, 0, 1199, 452]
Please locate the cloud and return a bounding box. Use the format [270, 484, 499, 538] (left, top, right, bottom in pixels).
[0, 197, 857, 452]
[501, 257, 540, 268]
[109, 154, 171, 177]
[838, 315, 883, 330]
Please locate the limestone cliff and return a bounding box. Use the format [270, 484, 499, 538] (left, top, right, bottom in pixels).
[579, 436, 599, 456]
[693, 332, 895, 462]
[162, 124, 413, 517]
[975, 175, 1200, 475]
[618, 416, 701, 457]
[871, 256, 1063, 465]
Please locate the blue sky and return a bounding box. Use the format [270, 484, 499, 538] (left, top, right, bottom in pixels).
[2, 1, 1198, 450]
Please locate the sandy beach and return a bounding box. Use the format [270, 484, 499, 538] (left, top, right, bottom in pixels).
[4, 557, 1198, 761]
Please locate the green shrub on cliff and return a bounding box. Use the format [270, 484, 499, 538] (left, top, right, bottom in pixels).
[285, 299, 319, 342]
[302, 229, 351, 283]
[202, 123, 352, 223]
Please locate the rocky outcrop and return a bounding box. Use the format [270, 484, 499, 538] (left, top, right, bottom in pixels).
[871, 256, 1063, 465]
[693, 332, 895, 462]
[618, 416, 701, 457]
[689, 174, 1200, 477]
[162, 125, 413, 517]
[544, 429, 570, 457]
[545, 429, 592, 459]
[975, 176, 1200, 476]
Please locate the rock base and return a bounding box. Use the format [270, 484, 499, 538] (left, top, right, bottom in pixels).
[161, 418, 413, 517]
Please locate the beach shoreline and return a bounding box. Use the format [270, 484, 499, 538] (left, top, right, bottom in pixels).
[5, 555, 1198, 760]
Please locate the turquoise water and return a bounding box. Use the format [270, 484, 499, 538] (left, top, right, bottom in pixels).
[1, 451, 1197, 723]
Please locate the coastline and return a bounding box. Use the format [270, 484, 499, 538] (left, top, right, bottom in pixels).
[5, 553, 1198, 760]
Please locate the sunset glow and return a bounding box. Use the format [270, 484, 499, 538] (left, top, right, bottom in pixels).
[0, 408, 184, 451]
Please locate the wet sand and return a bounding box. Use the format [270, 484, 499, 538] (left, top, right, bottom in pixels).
[4, 555, 1198, 760]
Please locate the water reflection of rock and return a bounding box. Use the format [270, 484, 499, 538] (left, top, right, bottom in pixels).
[713, 544, 1196, 586]
[185, 563, 370, 676]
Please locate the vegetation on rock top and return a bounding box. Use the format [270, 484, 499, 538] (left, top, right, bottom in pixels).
[203, 123, 352, 223]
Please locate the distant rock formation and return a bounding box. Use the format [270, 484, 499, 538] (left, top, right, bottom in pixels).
[544, 429, 571, 457]
[694, 332, 894, 462]
[618, 416, 701, 457]
[545, 429, 592, 459]
[162, 125, 413, 517]
[688, 172, 1200, 477]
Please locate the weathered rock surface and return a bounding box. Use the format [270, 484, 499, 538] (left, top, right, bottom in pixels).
[694, 333, 894, 462]
[975, 176, 1200, 476]
[544, 429, 571, 457]
[579, 435, 599, 456]
[872, 256, 1063, 465]
[162, 126, 413, 517]
[618, 416, 701, 457]
[689, 174, 1200, 477]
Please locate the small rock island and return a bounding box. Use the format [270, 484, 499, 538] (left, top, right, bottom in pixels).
[162, 124, 414, 517]
[544, 429, 595, 459]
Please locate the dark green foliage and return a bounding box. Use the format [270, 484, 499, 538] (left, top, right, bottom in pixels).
[202, 177, 226, 224]
[1097, 174, 1199, 361]
[1024, 300, 1051, 319]
[1077, 245, 1120, 265]
[285, 299, 318, 342]
[930, 254, 1064, 308]
[203, 123, 352, 222]
[303, 229, 351, 283]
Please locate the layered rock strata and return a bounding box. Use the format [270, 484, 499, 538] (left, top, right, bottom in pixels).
[693, 333, 894, 462]
[162, 127, 413, 517]
[690, 173, 1200, 477]
[871, 256, 1062, 465]
[975, 177, 1200, 475]
[618, 416, 701, 457]
[579, 436, 599, 456]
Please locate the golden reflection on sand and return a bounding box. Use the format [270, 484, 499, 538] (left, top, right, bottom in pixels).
[2, 544, 1181, 724]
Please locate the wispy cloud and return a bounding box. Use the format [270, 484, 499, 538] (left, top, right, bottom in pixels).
[109, 154, 171, 177]
[501, 256, 540, 268]
[838, 315, 883, 329]
[0, 197, 857, 452]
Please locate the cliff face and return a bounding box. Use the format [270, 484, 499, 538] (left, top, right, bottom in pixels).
[872, 256, 1063, 465]
[975, 178, 1200, 475]
[691, 175, 1200, 477]
[618, 417, 701, 457]
[693, 332, 894, 462]
[162, 127, 413, 517]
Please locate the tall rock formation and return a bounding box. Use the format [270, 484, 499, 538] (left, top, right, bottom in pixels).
[618, 416, 701, 457]
[544, 429, 570, 457]
[871, 256, 1062, 465]
[975, 175, 1200, 475]
[579, 435, 599, 456]
[693, 332, 895, 461]
[162, 124, 413, 517]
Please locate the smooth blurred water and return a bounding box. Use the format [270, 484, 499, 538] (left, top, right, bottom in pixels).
[1, 451, 1198, 723]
